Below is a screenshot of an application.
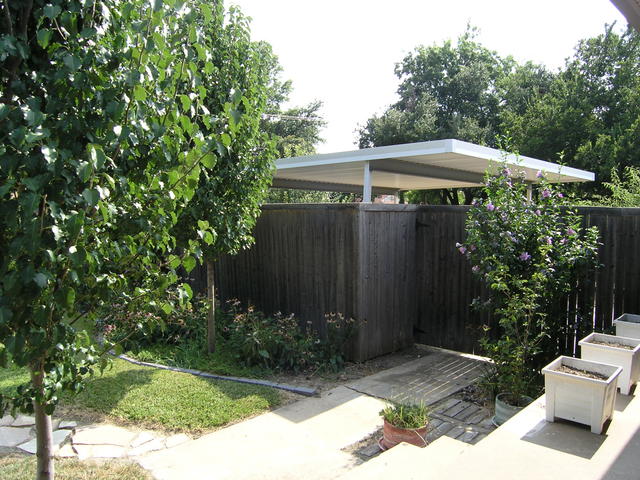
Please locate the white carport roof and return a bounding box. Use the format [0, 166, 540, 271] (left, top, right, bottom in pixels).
[272, 139, 594, 200]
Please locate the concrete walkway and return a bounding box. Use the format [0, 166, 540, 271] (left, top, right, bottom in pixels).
[338, 390, 640, 480]
[139, 346, 488, 480]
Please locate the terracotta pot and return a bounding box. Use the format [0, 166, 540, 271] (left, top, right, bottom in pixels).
[380, 418, 428, 450]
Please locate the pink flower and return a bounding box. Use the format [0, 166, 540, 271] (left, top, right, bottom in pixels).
[558, 193, 564, 198]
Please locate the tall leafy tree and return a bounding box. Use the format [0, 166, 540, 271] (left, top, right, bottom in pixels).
[0, 1, 271, 478]
[358, 27, 539, 204]
[509, 26, 640, 196]
[173, 27, 278, 353]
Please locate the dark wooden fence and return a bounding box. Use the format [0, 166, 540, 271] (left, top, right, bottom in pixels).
[186, 204, 640, 361]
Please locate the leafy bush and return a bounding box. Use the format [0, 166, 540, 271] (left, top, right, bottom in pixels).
[220, 301, 357, 372]
[459, 163, 600, 399]
[380, 402, 429, 429]
[99, 294, 207, 349]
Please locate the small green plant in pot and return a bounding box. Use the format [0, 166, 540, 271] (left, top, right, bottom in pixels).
[460, 161, 599, 425]
[379, 402, 430, 450]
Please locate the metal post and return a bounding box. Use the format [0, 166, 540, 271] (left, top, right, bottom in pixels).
[363, 161, 372, 203]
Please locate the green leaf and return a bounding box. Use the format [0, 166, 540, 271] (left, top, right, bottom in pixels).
[179, 95, 191, 111]
[33, 273, 49, 288]
[37, 29, 53, 49]
[201, 153, 216, 169]
[134, 85, 147, 101]
[43, 4, 62, 19]
[63, 54, 82, 71]
[183, 256, 196, 273]
[82, 188, 100, 207]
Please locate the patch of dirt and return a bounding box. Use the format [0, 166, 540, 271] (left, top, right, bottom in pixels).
[589, 339, 635, 350]
[556, 365, 610, 380]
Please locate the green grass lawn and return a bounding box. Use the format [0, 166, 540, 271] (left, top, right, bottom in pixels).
[0, 358, 281, 433]
[0, 455, 152, 480]
[128, 340, 271, 379]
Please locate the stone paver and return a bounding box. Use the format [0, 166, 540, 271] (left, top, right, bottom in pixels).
[18, 429, 71, 454]
[165, 433, 190, 448]
[0, 426, 33, 447]
[73, 424, 138, 447]
[12, 415, 35, 427]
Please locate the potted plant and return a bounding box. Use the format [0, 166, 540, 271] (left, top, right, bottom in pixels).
[613, 313, 640, 339]
[542, 355, 622, 434]
[379, 402, 429, 450]
[459, 164, 600, 426]
[578, 332, 640, 395]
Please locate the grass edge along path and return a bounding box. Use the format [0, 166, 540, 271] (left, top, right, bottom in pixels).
[0, 358, 282, 434]
[0, 455, 152, 480]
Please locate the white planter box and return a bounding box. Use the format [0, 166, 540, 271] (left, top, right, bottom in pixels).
[579, 332, 640, 395]
[613, 313, 640, 339]
[542, 356, 622, 434]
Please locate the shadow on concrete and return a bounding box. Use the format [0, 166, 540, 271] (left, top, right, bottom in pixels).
[521, 419, 607, 459]
[600, 423, 640, 479]
[614, 392, 634, 413]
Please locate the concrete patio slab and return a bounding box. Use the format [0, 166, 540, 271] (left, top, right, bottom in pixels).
[346, 346, 489, 405]
[139, 386, 386, 480]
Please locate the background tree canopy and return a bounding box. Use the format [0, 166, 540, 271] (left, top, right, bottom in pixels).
[359, 25, 640, 204]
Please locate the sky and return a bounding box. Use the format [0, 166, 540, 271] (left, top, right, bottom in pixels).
[229, 0, 627, 154]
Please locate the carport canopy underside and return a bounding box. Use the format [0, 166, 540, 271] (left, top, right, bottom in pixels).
[272, 139, 594, 199]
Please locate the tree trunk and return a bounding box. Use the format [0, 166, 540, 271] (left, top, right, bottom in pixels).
[32, 367, 54, 480]
[206, 259, 216, 354]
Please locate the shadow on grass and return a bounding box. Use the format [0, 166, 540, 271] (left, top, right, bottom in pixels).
[61, 359, 281, 432]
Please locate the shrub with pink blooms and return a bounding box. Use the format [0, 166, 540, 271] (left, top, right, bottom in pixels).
[459, 164, 599, 401]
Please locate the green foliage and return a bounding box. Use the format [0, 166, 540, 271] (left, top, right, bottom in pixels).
[380, 402, 429, 429]
[219, 302, 357, 372]
[0, 0, 273, 432]
[101, 294, 207, 348]
[591, 166, 640, 207]
[459, 164, 600, 397]
[509, 26, 640, 196]
[358, 26, 554, 205]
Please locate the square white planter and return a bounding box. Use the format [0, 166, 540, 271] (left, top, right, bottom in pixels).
[579, 332, 640, 395]
[542, 356, 622, 434]
[613, 313, 640, 339]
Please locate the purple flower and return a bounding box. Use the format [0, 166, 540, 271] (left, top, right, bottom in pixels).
[536, 170, 544, 178]
[545, 236, 552, 245]
[472, 265, 480, 273]
[519, 252, 531, 261]
[535, 209, 541, 215]
[458, 246, 467, 254]
[470, 244, 476, 252]
[487, 202, 495, 211]
[558, 193, 564, 198]
[503, 168, 512, 177]
[542, 189, 551, 198]
[566, 228, 576, 235]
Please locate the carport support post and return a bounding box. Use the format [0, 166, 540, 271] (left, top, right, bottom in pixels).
[526, 183, 533, 202]
[363, 161, 372, 203]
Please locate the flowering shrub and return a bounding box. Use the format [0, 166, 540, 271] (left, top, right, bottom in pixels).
[459, 164, 599, 399]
